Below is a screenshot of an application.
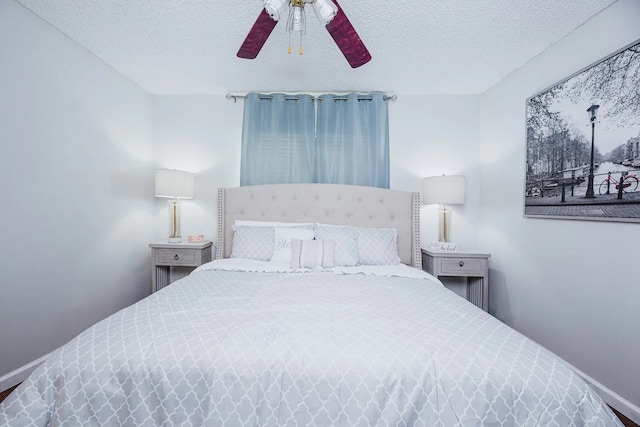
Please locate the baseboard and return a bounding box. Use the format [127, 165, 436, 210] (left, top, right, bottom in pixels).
[0, 351, 53, 392]
[568, 364, 640, 425]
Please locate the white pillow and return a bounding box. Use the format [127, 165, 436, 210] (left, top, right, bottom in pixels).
[290, 239, 336, 269]
[230, 225, 274, 261]
[314, 224, 360, 266]
[358, 227, 401, 265]
[271, 227, 315, 263]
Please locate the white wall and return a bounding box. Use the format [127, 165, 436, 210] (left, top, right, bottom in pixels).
[478, 0, 640, 418]
[0, 1, 154, 387]
[152, 94, 482, 252]
[152, 95, 243, 243]
[390, 95, 481, 249]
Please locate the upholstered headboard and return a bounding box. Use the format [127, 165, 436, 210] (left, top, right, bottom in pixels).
[217, 184, 422, 268]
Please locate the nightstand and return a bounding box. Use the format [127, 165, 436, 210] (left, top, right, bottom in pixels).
[149, 242, 213, 293]
[421, 248, 491, 311]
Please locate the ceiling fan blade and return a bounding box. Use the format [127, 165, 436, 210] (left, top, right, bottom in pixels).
[237, 8, 278, 60]
[325, 0, 371, 68]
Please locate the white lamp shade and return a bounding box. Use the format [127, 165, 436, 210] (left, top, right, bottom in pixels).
[423, 175, 466, 205]
[155, 169, 195, 199]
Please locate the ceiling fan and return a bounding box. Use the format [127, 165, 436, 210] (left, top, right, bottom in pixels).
[237, 0, 371, 68]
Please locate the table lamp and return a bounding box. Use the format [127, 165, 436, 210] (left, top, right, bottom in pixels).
[423, 175, 466, 243]
[155, 169, 195, 243]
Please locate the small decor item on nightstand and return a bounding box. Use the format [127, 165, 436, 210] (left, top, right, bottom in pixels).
[188, 234, 205, 243]
[155, 169, 195, 243]
[429, 242, 457, 252]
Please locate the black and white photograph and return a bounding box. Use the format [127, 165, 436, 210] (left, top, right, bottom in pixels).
[525, 40, 640, 221]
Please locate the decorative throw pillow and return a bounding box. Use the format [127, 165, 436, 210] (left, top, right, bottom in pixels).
[230, 225, 274, 261]
[290, 239, 336, 269]
[314, 225, 360, 266]
[358, 227, 401, 265]
[271, 227, 315, 263]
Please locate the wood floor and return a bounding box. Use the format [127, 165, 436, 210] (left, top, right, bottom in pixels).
[0, 384, 637, 426]
[0, 384, 19, 404]
[611, 407, 640, 427]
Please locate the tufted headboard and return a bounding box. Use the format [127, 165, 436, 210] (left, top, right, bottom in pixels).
[217, 184, 422, 269]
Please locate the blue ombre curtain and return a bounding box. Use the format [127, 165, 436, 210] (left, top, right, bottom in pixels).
[315, 92, 389, 188]
[240, 92, 389, 188]
[240, 93, 315, 186]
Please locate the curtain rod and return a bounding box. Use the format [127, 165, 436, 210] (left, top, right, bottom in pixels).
[225, 93, 397, 103]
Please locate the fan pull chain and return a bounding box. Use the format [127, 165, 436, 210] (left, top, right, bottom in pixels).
[287, 34, 303, 55]
[299, 32, 303, 55]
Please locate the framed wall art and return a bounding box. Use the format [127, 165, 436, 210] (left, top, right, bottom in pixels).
[524, 39, 640, 222]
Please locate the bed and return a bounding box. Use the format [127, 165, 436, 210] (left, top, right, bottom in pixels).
[0, 184, 621, 426]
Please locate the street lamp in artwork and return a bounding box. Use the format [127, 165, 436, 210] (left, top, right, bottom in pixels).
[585, 104, 600, 199]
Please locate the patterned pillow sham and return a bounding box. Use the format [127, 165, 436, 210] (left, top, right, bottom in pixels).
[357, 227, 401, 265]
[230, 225, 274, 261]
[314, 225, 360, 266]
[290, 239, 336, 269]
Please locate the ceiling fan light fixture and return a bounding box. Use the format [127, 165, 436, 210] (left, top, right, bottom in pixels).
[311, 0, 338, 26]
[287, 0, 307, 55]
[287, 0, 306, 33]
[238, 0, 371, 68]
[263, 0, 289, 21]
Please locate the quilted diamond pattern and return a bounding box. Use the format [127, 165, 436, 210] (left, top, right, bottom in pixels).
[0, 271, 621, 426]
[314, 225, 360, 266]
[230, 225, 274, 260]
[358, 227, 400, 265]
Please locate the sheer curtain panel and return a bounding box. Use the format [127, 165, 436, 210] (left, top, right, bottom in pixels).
[240, 93, 315, 186]
[316, 92, 389, 188]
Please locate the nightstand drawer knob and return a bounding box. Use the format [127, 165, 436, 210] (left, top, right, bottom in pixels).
[459, 261, 464, 267]
[174, 254, 179, 260]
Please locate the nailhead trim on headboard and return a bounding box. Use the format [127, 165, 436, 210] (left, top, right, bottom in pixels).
[412, 191, 422, 269]
[217, 188, 224, 260]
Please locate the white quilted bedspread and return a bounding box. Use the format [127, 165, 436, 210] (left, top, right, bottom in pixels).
[0, 264, 621, 426]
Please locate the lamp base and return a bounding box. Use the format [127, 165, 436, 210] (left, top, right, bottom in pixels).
[438, 205, 452, 242]
[167, 199, 182, 244]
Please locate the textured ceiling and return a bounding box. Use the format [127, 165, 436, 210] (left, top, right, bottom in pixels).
[16, 0, 617, 95]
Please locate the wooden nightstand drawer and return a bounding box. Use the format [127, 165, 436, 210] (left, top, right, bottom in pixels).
[149, 242, 213, 293]
[421, 248, 491, 312]
[155, 249, 197, 266]
[440, 258, 484, 276]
